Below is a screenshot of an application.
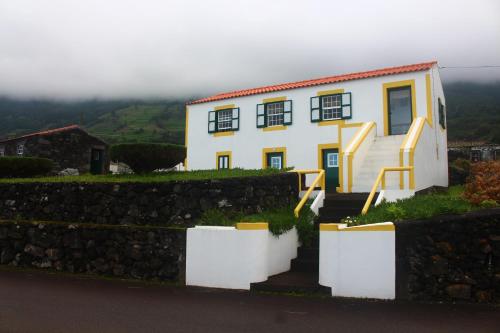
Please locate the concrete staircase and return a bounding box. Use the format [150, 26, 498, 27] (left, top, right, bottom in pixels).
[250, 192, 377, 295]
[351, 135, 405, 192]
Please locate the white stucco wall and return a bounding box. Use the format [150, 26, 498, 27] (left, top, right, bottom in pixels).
[319, 223, 395, 299]
[186, 226, 298, 290]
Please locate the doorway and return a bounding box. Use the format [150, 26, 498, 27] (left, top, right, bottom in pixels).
[90, 148, 104, 174]
[322, 148, 339, 191]
[387, 86, 413, 135]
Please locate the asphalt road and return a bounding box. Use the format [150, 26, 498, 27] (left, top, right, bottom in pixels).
[0, 270, 498, 333]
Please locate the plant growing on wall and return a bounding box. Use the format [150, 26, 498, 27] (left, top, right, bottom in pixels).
[110, 143, 186, 174]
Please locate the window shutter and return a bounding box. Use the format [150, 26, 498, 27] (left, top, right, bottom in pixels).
[231, 108, 240, 131]
[256, 103, 266, 128]
[208, 111, 217, 133]
[283, 100, 292, 125]
[310, 96, 321, 122]
[341, 92, 352, 119]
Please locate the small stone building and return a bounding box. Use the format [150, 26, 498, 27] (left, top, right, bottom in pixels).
[0, 125, 109, 174]
[448, 141, 500, 162]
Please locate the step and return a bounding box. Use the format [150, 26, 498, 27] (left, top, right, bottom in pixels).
[250, 271, 331, 295]
[291, 258, 319, 273]
[318, 206, 362, 217]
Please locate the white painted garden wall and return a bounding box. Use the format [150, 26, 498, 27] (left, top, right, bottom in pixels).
[186, 224, 298, 290]
[319, 222, 395, 299]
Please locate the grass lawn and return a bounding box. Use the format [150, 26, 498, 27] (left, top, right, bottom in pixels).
[0, 168, 286, 184]
[346, 185, 497, 225]
[198, 206, 316, 245]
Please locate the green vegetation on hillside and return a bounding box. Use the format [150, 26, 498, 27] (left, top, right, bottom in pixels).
[0, 168, 285, 183]
[345, 186, 497, 225]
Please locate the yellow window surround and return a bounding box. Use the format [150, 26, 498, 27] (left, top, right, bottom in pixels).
[262, 147, 287, 169]
[211, 104, 237, 137]
[213, 131, 234, 137]
[262, 96, 287, 103]
[317, 143, 341, 190]
[263, 125, 287, 132]
[382, 79, 417, 136]
[216, 151, 232, 169]
[317, 88, 344, 96]
[214, 104, 235, 111]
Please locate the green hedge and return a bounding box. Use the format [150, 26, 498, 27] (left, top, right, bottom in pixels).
[110, 143, 186, 174]
[0, 157, 54, 178]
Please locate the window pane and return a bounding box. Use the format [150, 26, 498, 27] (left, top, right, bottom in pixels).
[322, 95, 342, 120]
[217, 109, 232, 130]
[270, 156, 282, 169]
[266, 102, 284, 126]
[389, 87, 412, 135]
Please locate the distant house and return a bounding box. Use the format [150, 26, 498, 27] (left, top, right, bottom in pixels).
[0, 125, 109, 174]
[448, 141, 500, 162]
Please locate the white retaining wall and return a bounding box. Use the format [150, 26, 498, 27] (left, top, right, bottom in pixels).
[319, 222, 395, 299]
[186, 224, 298, 290]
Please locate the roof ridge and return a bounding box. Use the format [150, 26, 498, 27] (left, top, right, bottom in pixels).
[188, 61, 437, 105]
[0, 124, 82, 143]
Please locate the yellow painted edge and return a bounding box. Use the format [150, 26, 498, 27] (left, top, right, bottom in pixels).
[236, 222, 268, 230]
[215, 151, 232, 169]
[342, 122, 364, 128]
[409, 152, 415, 189]
[346, 122, 375, 154]
[214, 104, 235, 111]
[263, 96, 286, 103]
[319, 223, 342, 231]
[184, 106, 189, 170]
[342, 224, 395, 232]
[318, 119, 345, 127]
[347, 155, 353, 193]
[317, 88, 344, 96]
[382, 79, 416, 136]
[398, 119, 417, 189]
[320, 223, 395, 232]
[213, 131, 234, 137]
[263, 125, 287, 132]
[425, 74, 433, 127]
[338, 125, 343, 192]
[262, 147, 287, 169]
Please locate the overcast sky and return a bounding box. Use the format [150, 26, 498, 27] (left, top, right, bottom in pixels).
[0, 0, 499, 100]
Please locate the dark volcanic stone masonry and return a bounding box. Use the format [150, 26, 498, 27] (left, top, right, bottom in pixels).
[0, 173, 299, 227]
[0, 220, 185, 282]
[395, 208, 500, 303]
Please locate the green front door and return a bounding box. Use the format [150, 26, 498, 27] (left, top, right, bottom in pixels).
[322, 148, 339, 192]
[266, 152, 284, 169]
[90, 148, 104, 174]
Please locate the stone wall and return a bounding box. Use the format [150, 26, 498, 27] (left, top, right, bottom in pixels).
[0, 173, 299, 226]
[395, 208, 500, 303]
[0, 220, 185, 282]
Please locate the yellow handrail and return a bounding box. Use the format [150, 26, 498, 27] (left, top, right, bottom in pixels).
[361, 166, 413, 215]
[291, 169, 325, 218]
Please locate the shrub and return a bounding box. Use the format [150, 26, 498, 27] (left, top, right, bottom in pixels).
[0, 157, 54, 178]
[110, 143, 186, 174]
[464, 161, 500, 205]
[449, 158, 471, 185]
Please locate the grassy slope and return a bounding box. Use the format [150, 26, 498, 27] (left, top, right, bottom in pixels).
[0, 168, 285, 183]
[86, 103, 185, 144]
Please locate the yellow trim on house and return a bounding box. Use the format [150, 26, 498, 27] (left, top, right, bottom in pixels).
[398, 119, 417, 188]
[214, 104, 235, 111]
[262, 96, 287, 103]
[263, 125, 287, 132]
[342, 122, 364, 128]
[318, 119, 345, 127]
[317, 143, 340, 170]
[213, 131, 234, 137]
[425, 74, 433, 127]
[236, 222, 268, 230]
[408, 120, 425, 189]
[216, 151, 232, 170]
[317, 88, 345, 96]
[262, 147, 287, 169]
[184, 106, 189, 170]
[382, 79, 417, 136]
[319, 223, 342, 231]
[320, 223, 395, 232]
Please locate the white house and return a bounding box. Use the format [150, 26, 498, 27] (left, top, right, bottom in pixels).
[185, 61, 448, 194]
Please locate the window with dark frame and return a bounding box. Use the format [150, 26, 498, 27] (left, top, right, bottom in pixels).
[438, 98, 446, 129]
[256, 100, 292, 128]
[208, 108, 240, 133]
[217, 155, 230, 169]
[16, 143, 24, 156]
[310, 92, 352, 122]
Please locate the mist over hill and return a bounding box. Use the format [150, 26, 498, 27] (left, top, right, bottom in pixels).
[0, 81, 499, 145]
